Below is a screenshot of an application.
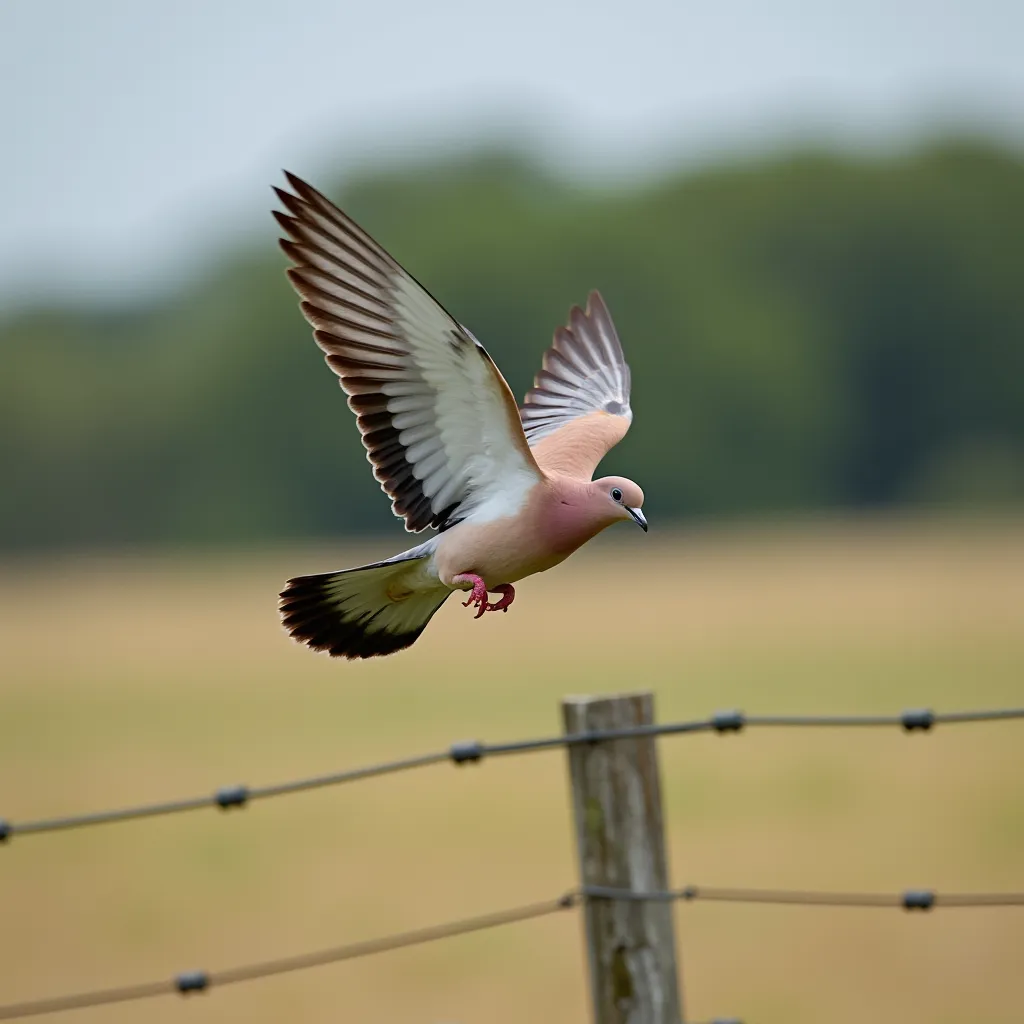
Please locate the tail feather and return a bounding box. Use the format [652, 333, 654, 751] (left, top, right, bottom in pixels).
[280, 552, 450, 660]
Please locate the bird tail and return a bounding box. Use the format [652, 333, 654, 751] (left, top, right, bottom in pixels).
[279, 546, 451, 660]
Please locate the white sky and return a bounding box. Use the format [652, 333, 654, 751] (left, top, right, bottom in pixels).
[1, 0, 1021, 307]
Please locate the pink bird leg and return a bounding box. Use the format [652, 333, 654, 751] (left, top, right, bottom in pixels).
[452, 575, 516, 619]
[452, 573, 490, 618]
[487, 584, 515, 613]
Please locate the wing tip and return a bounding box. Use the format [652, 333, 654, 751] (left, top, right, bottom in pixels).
[279, 573, 435, 660]
[281, 170, 319, 203]
[273, 208, 300, 240]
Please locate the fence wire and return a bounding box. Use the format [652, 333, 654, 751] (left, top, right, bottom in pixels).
[2, 883, 1021, 1020]
[0, 893, 579, 1020]
[4, 705, 1022, 842]
[582, 885, 1024, 909]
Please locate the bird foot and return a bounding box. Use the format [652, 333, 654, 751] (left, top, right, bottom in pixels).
[452, 575, 516, 619]
[487, 584, 515, 613]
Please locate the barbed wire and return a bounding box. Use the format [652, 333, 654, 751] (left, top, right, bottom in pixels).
[0, 750, 449, 839]
[3, 705, 1022, 843]
[0, 892, 579, 1020]
[2, 881, 1020, 1020]
[582, 885, 1024, 909]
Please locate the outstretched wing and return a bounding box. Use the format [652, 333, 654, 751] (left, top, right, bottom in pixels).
[519, 291, 633, 479]
[275, 173, 542, 533]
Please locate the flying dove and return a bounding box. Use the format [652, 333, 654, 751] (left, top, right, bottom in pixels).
[274, 173, 646, 659]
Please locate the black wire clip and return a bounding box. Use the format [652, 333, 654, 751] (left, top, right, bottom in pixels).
[175, 970, 209, 994]
[214, 785, 248, 810]
[902, 889, 936, 910]
[900, 709, 935, 732]
[712, 710, 745, 733]
[449, 740, 484, 764]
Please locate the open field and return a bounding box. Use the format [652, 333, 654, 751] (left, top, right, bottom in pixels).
[2, 516, 1023, 1024]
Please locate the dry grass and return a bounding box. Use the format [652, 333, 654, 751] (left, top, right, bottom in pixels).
[1, 515, 1023, 1024]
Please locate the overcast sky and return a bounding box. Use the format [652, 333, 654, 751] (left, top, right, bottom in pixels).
[1, 0, 1021, 307]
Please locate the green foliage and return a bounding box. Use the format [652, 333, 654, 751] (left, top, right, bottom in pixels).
[2, 139, 1022, 549]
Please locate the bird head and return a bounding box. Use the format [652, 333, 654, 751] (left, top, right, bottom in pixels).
[592, 476, 647, 532]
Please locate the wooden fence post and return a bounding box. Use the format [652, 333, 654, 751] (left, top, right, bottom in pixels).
[562, 692, 683, 1024]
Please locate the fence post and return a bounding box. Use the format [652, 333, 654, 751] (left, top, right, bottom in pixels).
[562, 691, 683, 1024]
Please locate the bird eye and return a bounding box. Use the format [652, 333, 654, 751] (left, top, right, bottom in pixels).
[611, 487, 623, 502]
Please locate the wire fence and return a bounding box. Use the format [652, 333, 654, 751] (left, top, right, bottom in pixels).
[3, 706, 1022, 842]
[3, 703, 1023, 1021]
[2, 884, 1022, 1020]
[0, 894, 579, 1020]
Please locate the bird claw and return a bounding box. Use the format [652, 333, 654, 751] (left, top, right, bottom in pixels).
[453, 576, 515, 619]
[486, 584, 515, 614]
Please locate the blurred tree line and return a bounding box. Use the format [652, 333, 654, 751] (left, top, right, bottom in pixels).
[2, 138, 1022, 550]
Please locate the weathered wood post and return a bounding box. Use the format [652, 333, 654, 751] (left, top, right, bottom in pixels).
[562, 692, 683, 1024]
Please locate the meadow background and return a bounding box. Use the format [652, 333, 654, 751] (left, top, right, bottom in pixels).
[2, 2, 1023, 1022]
[3, 522, 1023, 1023]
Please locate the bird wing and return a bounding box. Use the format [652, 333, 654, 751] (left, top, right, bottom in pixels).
[519, 291, 633, 479]
[275, 173, 542, 533]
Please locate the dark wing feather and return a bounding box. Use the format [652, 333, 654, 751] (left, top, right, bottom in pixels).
[520, 291, 632, 442]
[519, 291, 633, 477]
[275, 173, 540, 532]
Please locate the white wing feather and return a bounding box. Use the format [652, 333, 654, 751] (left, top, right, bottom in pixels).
[520, 291, 632, 445]
[276, 173, 541, 532]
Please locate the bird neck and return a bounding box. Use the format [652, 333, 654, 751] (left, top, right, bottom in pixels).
[542, 476, 615, 553]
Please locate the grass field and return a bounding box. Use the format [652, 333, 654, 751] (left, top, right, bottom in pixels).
[2, 516, 1023, 1024]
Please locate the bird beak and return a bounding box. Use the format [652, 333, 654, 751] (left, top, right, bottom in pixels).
[627, 507, 648, 532]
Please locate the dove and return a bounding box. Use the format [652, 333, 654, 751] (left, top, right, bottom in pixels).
[274, 173, 646, 659]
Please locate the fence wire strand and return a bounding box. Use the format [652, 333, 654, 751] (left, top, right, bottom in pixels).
[4, 705, 1022, 843]
[2, 883, 1022, 1020]
[0, 751, 449, 839]
[0, 893, 579, 1020]
[582, 885, 1024, 909]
